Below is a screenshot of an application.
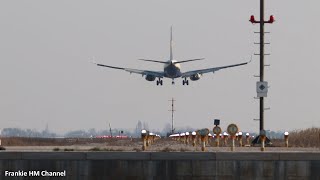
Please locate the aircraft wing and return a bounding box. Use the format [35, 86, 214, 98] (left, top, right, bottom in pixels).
[96, 63, 164, 78]
[181, 61, 249, 78]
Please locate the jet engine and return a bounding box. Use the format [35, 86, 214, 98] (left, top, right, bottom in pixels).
[190, 73, 201, 81]
[145, 75, 156, 81]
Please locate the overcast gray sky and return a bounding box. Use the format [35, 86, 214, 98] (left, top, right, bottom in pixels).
[0, 0, 319, 134]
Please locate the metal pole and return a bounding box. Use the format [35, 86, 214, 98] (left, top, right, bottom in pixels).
[172, 98, 174, 133]
[109, 123, 112, 137]
[169, 98, 175, 134]
[250, 0, 274, 145]
[259, 0, 265, 132]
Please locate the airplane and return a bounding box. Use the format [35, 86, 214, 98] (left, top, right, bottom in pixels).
[92, 27, 251, 85]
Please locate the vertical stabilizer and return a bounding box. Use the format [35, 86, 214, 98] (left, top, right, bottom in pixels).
[170, 26, 173, 60]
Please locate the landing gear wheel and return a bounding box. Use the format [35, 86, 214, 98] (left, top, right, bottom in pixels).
[183, 79, 189, 85]
[156, 79, 163, 86]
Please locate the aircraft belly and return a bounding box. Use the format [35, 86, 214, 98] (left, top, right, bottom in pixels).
[164, 65, 181, 78]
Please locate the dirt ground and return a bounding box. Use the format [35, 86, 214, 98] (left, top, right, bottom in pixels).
[1, 137, 319, 152]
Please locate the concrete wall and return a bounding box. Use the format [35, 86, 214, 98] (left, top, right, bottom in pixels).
[0, 152, 319, 180]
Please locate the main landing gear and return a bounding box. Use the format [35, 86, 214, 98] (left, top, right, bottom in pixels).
[156, 78, 163, 86]
[172, 79, 175, 85]
[182, 78, 189, 85]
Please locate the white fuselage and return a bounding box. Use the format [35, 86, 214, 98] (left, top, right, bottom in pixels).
[164, 60, 181, 78]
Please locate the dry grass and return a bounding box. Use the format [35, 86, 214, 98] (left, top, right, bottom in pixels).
[133, 147, 142, 152]
[288, 128, 320, 147]
[161, 147, 176, 152]
[1, 137, 65, 146]
[269, 128, 320, 148]
[179, 147, 189, 152]
[1, 129, 319, 151]
[0, 137, 130, 146]
[268, 139, 284, 147]
[89, 147, 124, 151]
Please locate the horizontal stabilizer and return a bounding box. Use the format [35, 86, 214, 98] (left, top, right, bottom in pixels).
[174, 58, 205, 64]
[138, 59, 169, 64]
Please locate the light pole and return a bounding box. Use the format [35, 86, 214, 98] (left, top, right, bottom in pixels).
[250, 0, 274, 146]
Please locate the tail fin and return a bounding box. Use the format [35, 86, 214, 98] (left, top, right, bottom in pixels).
[170, 26, 173, 60]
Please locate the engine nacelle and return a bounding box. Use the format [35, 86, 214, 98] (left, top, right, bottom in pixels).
[190, 73, 201, 81]
[145, 75, 156, 81]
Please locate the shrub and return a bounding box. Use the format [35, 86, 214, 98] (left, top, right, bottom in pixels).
[161, 147, 175, 152]
[64, 148, 74, 151]
[89, 147, 101, 151]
